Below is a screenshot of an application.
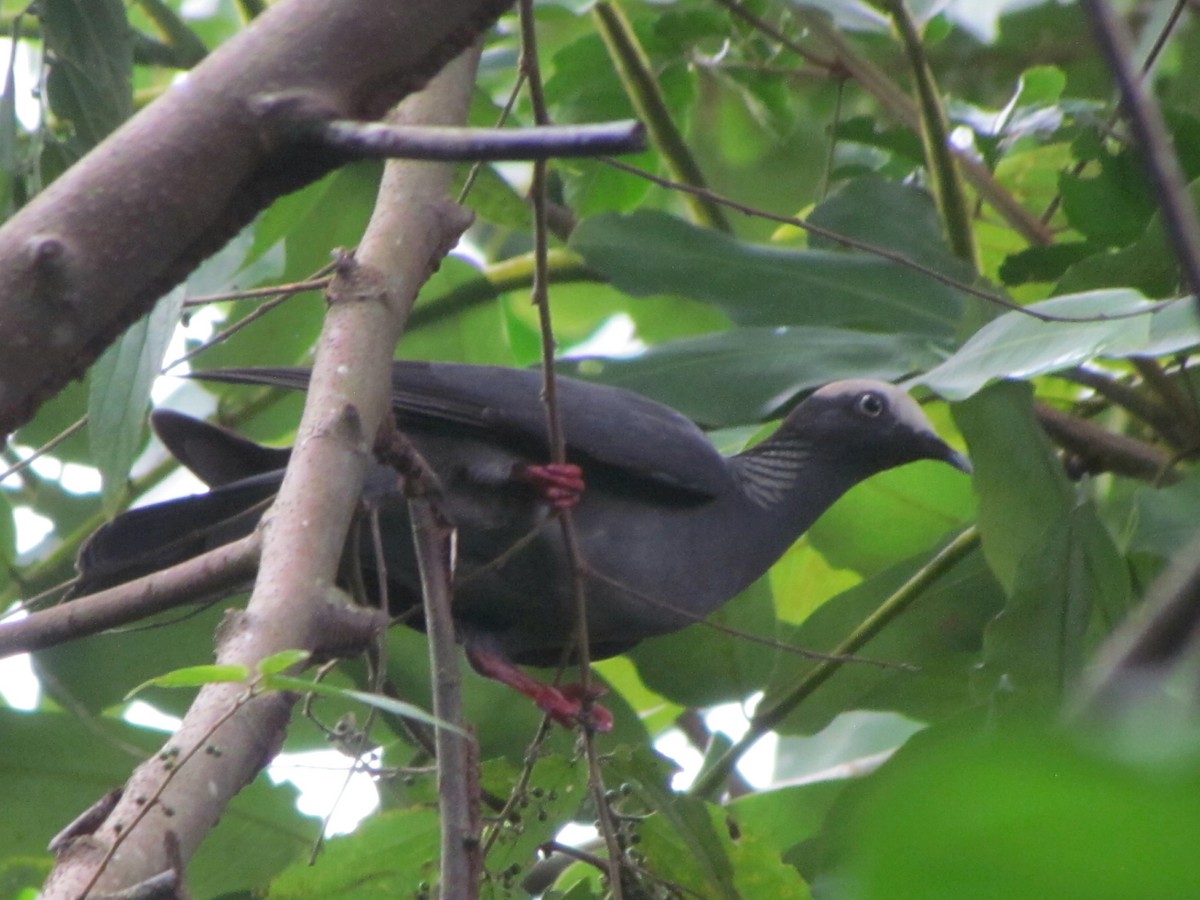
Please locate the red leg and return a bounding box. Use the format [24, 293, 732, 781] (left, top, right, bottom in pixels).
[516, 462, 586, 509]
[465, 642, 612, 732]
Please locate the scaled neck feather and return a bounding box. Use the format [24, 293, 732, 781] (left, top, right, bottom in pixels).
[730, 438, 813, 510]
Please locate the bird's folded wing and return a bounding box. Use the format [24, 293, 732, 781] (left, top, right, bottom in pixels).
[191, 363, 735, 498]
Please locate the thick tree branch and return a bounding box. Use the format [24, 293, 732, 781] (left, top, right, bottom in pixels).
[41, 44, 478, 899]
[0, 0, 512, 437]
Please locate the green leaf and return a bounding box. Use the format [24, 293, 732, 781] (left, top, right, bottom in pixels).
[566, 326, 944, 425]
[1059, 144, 1157, 247]
[919, 291, 1200, 401]
[88, 286, 185, 512]
[807, 435, 976, 577]
[952, 381, 1072, 591]
[1057, 178, 1200, 298]
[805, 176, 975, 283]
[33, 594, 242, 715]
[41, 0, 134, 152]
[837, 721, 1200, 899]
[126, 663, 250, 697]
[762, 544, 1003, 736]
[1127, 472, 1200, 559]
[630, 578, 778, 708]
[570, 211, 965, 338]
[258, 649, 311, 676]
[481, 754, 591, 897]
[268, 807, 440, 898]
[606, 745, 739, 900]
[977, 502, 1131, 711]
[262, 674, 462, 735]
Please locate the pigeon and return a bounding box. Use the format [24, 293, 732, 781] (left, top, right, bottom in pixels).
[76, 361, 971, 729]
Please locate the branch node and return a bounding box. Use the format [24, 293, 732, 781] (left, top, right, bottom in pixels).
[249, 89, 344, 144]
[26, 234, 77, 305]
[48, 788, 122, 854]
[326, 253, 389, 307]
[311, 587, 391, 657]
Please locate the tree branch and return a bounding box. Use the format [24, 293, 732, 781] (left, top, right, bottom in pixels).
[286, 116, 646, 161]
[0, 0, 512, 437]
[0, 534, 260, 658]
[41, 39, 478, 899]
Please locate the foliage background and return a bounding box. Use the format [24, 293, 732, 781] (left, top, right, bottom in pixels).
[4, 0, 1200, 896]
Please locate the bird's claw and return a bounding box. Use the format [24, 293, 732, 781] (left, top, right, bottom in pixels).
[518, 462, 586, 509]
[466, 642, 612, 731]
[537, 682, 614, 732]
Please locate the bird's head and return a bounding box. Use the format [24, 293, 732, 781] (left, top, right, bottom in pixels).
[779, 379, 971, 476]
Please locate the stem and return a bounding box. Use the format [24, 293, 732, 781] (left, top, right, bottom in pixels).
[689, 527, 980, 799]
[593, 1, 731, 232]
[884, 0, 978, 272]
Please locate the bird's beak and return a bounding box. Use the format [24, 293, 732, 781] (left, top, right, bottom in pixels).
[942, 446, 973, 475]
[915, 430, 973, 474]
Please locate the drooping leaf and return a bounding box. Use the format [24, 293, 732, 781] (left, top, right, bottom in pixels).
[571, 211, 966, 339]
[951, 381, 1072, 592]
[41, 0, 133, 153]
[977, 502, 1131, 712]
[88, 286, 185, 512]
[919, 291, 1200, 401]
[566, 326, 944, 425]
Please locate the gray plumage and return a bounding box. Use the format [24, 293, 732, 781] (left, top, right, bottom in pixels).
[77, 362, 969, 683]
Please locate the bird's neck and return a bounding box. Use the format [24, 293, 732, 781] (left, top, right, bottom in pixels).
[729, 434, 867, 526]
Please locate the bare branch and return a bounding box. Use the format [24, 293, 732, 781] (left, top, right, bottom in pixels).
[0, 0, 512, 436]
[0, 534, 260, 658]
[41, 36, 479, 897]
[291, 116, 646, 162]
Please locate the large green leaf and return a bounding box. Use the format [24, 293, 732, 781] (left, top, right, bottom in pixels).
[804, 176, 975, 284]
[88, 286, 185, 512]
[919, 291, 1200, 400]
[570, 211, 965, 338]
[41, 0, 133, 152]
[977, 503, 1131, 712]
[952, 381, 1072, 592]
[566, 326, 943, 425]
[834, 721, 1200, 899]
[630, 577, 778, 709]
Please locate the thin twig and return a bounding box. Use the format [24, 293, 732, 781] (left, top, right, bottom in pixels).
[1082, 0, 1200, 302]
[182, 276, 331, 307]
[520, 5, 627, 897]
[0, 533, 262, 658]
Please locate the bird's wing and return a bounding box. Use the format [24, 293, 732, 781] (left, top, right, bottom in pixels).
[191, 364, 734, 498]
[152, 408, 292, 487]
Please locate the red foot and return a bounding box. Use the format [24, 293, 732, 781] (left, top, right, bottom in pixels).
[517, 462, 585, 509]
[466, 643, 613, 732]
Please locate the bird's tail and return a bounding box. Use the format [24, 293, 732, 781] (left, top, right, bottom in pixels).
[72, 411, 288, 596]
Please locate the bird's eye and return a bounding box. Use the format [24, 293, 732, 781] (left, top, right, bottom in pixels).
[856, 392, 886, 418]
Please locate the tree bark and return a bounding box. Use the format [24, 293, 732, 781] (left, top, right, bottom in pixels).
[0, 0, 512, 438]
